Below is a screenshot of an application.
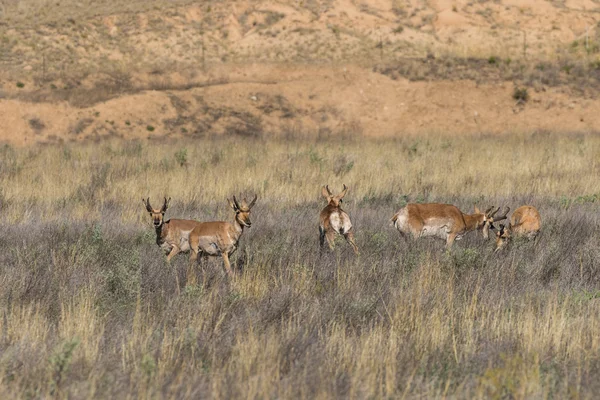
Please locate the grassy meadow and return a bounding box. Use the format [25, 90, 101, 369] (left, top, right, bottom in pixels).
[1, 133, 600, 398]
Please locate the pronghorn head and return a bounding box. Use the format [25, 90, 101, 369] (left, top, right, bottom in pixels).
[495, 223, 511, 252]
[322, 184, 348, 208]
[474, 206, 509, 239]
[228, 195, 257, 228]
[143, 197, 170, 228]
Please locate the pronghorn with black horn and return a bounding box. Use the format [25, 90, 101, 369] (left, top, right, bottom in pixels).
[142, 197, 203, 262]
[319, 184, 359, 255]
[189, 195, 257, 277]
[391, 203, 509, 249]
[495, 205, 541, 252]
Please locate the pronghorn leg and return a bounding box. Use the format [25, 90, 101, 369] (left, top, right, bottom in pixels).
[344, 231, 359, 255]
[397, 230, 409, 242]
[446, 233, 458, 249]
[222, 252, 235, 277]
[187, 250, 198, 286]
[325, 230, 336, 251]
[319, 226, 326, 250]
[166, 246, 180, 262]
[167, 246, 182, 294]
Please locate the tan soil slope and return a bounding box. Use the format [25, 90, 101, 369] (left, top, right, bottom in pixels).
[3, 65, 598, 145]
[1, 1, 600, 144]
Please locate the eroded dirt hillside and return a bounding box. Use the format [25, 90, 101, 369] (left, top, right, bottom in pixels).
[1, 0, 600, 144]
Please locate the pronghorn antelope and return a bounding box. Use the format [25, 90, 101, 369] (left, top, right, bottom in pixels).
[495, 205, 541, 252]
[391, 203, 509, 248]
[143, 197, 202, 262]
[189, 195, 257, 277]
[319, 184, 359, 255]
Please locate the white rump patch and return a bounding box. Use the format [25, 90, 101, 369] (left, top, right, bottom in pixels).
[329, 211, 352, 234]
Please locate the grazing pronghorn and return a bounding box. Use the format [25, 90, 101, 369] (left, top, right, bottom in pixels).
[143, 197, 202, 261]
[391, 203, 509, 248]
[319, 184, 359, 255]
[189, 195, 257, 277]
[495, 205, 541, 252]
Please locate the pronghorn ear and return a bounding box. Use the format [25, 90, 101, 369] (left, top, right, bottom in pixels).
[474, 206, 480, 214]
[143, 198, 153, 212]
[322, 186, 331, 199]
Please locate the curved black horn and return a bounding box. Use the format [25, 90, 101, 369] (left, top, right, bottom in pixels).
[233, 195, 241, 210]
[248, 194, 258, 209]
[144, 197, 153, 212]
[495, 206, 510, 221]
[162, 197, 170, 212]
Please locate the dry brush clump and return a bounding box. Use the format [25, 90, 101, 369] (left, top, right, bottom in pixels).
[0, 134, 600, 398]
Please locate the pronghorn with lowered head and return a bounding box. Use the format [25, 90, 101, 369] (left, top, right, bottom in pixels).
[391, 203, 509, 249]
[189, 195, 257, 277]
[495, 205, 541, 252]
[319, 184, 359, 255]
[143, 197, 203, 262]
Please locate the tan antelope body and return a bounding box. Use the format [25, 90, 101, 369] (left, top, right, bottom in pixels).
[143, 197, 202, 261]
[495, 205, 541, 251]
[190, 195, 257, 277]
[319, 184, 359, 255]
[391, 203, 508, 248]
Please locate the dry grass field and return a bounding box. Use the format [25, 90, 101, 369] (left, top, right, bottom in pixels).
[1, 134, 600, 398]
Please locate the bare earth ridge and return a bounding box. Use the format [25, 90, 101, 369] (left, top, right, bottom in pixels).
[1, 0, 600, 144]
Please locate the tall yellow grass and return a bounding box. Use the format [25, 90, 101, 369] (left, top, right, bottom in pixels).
[1, 133, 599, 222]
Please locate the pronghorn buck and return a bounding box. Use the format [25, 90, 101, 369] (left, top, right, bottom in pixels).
[319, 184, 359, 255]
[189, 195, 257, 277]
[495, 205, 541, 252]
[143, 197, 202, 261]
[391, 203, 509, 248]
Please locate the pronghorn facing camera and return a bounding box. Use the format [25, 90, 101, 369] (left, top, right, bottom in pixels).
[319, 184, 359, 255]
[143, 197, 202, 262]
[495, 205, 541, 251]
[391, 203, 509, 249]
[189, 195, 257, 277]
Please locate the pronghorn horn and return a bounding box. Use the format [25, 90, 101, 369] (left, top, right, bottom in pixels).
[326, 185, 332, 196]
[338, 184, 348, 199]
[484, 206, 494, 215]
[233, 195, 241, 210]
[248, 194, 257, 209]
[490, 206, 500, 218]
[162, 197, 170, 212]
[494, 206, 510, 221]
[144, 197, 153, 212]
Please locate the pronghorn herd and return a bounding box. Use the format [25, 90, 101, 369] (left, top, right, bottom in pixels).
[144, 185, 541, 278]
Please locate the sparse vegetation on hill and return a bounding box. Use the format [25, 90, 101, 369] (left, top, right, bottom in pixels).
[1, 0, 600, 144]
